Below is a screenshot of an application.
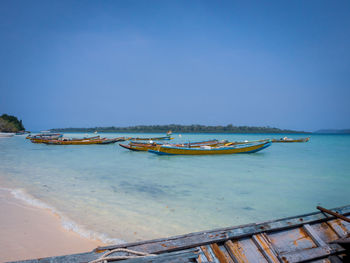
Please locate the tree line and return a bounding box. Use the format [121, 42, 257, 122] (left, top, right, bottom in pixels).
[51, 124, 307, 134]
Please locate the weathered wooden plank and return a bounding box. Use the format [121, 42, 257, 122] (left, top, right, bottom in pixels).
[196, 247, 211, 263]
[303, 224, 328, 248]
[252, 234, 280, 263]
[113, 248, 198, 263]
[210, 243, 232, 263]
[327, 218, 350, 238]
[310, 222, 340, 243]
[200, 245, 220, 263]
[224, 239, 267, 263]
[278, 246, 332, 263]
[268, 227, 316, 254]
[10, 251, 98, 263]
[217, 244, 235, 263]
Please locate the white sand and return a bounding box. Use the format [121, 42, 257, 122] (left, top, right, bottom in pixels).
[0, 189, 106, 262]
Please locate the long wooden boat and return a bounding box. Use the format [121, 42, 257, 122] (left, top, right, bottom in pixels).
[13, 204, 350, 263]
[148, 140, 272, 155]
[27, 133, 63, 142]
[30, 135, 97, 144]
[126, 135, 173, 141]
[43, 137, 124, 145]
[271, 137, 310, 143]
[119, 139, 227, 152]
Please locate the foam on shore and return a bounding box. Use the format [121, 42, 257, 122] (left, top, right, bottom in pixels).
[0, 186, 125, 245]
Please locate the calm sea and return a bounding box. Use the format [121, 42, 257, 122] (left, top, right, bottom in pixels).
[0, 133, 349, 243]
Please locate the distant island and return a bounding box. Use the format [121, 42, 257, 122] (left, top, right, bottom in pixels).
[0, 114, 25, 132]
[50, 124, 309, 134]
[315, 129, 350, 134]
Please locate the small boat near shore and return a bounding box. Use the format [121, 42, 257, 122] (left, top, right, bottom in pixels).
[26, 133, 63, 139]
[126, 135, 173, 141]
[41, 136, 125, 145]
[148, 140, 272, 155]
[119, 139, 228, 152]
[271, 137, 310, 143]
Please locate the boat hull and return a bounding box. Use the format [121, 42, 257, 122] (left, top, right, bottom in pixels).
[271, 137, 310, 143]
[127, 136, 173, 141]
[149, 141, 271, 155]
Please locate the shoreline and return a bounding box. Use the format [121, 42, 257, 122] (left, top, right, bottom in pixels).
[0, 187, 107, 262]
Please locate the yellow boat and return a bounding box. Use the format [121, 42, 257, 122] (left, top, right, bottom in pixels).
[30, 135, 100, 144]
[148, 140, 272, 155]
[43, 137, 116, 145]
[119, 139, 227, 152]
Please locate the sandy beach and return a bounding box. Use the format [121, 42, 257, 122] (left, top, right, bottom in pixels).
[0, 188, 106, 262]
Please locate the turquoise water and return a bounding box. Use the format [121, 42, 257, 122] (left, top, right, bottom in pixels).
[0, 133, 349, 243]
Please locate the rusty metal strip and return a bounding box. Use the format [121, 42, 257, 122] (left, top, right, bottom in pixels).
[252, 234, 280, 263]
[317, 206, 350, 223]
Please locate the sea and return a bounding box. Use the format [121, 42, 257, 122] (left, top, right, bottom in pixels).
[0, 133, 349, 244]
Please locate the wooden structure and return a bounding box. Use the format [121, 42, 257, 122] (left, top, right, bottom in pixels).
[126, 135, 173, 141]
[119, 140, 227, 152]
[148, 140, 272, 155]
[271, 137, 310, 143]
[11, 204, 350, 263]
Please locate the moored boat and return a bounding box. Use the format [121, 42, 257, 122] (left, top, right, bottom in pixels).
[41, 136, 125, 145]
[26, 133, 63, 140]
[127, 135, 174, 141]
[119, 139, 228, 152]
[148, 140, 272, 155]
[271, 137, 310, 143]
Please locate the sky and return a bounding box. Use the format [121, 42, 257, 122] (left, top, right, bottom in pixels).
[1, 0, 349, 132]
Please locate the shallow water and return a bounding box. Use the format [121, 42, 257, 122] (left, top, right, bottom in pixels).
[0, 133, 349, 243]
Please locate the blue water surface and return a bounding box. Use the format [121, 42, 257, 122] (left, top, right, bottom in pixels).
[0, 133, 349, 242]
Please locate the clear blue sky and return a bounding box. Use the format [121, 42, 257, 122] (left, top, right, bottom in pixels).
[1, 0, 349, 131]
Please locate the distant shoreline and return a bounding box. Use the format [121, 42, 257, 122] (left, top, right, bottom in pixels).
[50, 125, 310, 134]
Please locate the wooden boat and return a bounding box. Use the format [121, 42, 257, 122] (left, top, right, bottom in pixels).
[119, 139, 227, 152]
[271, 137, 310, 143]
[42, 137, 124, 145]
[15, 131, 29, 135]
[26, 133, 63, 141]
[127, 135, 174, 141]
[16, 204, 350, 263]
[148, 140, 272, 155]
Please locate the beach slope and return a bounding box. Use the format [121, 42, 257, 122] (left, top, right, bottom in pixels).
[0, 189, 105, 262]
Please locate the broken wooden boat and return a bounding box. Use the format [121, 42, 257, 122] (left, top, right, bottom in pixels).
[148, 140, 272, 155]
[271, 137, 310, 143]
[13, 204, 350, 263]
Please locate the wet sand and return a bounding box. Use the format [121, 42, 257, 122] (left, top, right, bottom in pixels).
[0, 188, 106, 262]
